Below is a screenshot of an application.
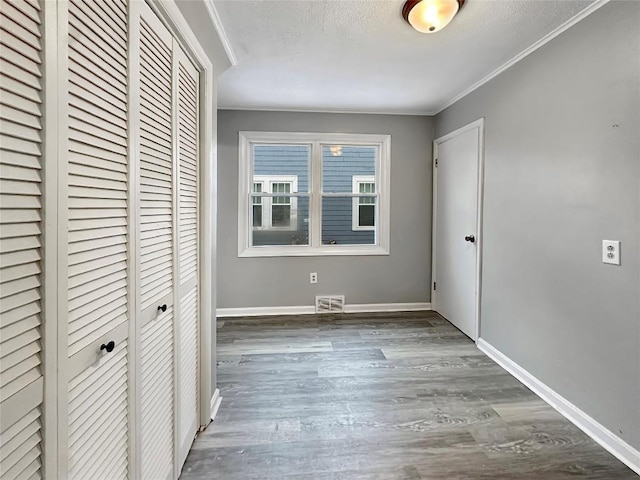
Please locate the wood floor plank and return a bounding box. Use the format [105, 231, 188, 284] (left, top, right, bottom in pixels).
[181, 311, 637, 479]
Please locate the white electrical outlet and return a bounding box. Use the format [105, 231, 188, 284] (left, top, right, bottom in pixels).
[602, 240, 621, 265]
[310, 272, 318, 284]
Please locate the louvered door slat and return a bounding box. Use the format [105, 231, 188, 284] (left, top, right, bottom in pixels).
[0, 56, 41, 89]
[141, 309, 173, 480]
[68, 85, 126, 129]
[76, 0, 126, 41]
[0, 1, 44, 477]
[69, 69, 126, 118]
[138, 98, 172, 137]
[68, 27, 125, 79]
[179, 285, 198, 447]
[0, 12, 39, 50]
[1, 1, 39, 34]
[68, 342, 128, 480]
[4, 0, 40, 24]
[178, 60, 198, 286]
[68, 195, 126, 210]
[0, 405, 41, 480]
[0, 104, 41, 129]
[69, 100, 127, 138]
[140, 22, 171, 69]
[65, 1, 129, 478]
[139, 146, 172, 169]
[139, 53, 171, 96]
[69, 43, 127, 96]
[69, 0, 125, 49]
[0, 91, 40, 121]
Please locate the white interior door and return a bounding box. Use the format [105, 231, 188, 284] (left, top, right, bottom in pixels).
[64, 0, 131, 477]
[1, 1, 212, 478]
[175, 44, 200, 470]
[136, 3, 176, 480]
[0, 0, 45, 477]
[432, 119, 483, 340]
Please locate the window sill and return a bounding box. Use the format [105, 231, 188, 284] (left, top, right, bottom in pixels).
[238, 244, 389, 258]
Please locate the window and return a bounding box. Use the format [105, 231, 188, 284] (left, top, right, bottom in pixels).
[252, 182, 263, 227]
[252, 176, 298, 230]
[239, 132, 390, 256]
[352, 176, 375, 231]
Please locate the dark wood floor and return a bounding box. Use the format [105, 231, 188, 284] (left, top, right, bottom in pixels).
[181, 311, 636, 479]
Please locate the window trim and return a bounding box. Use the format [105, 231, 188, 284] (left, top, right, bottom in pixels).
[351, 175, 376, 232]
[238, 131, 391, 257]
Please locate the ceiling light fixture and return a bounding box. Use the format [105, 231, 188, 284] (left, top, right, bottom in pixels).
[402, 0, 465, 33]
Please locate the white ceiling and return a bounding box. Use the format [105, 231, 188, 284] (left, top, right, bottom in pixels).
[213, 0, 595, 115]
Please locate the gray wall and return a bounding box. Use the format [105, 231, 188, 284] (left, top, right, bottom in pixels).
[217, 111, 434, 308]
[435, 1, 640, 450]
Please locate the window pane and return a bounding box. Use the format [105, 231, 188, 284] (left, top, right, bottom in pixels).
[272, 205, 290, 227]
[359, 182, 375, 194]
[272, 183, 290, 194]
[252, 196, 309, 246]
[322, 196, 375, 245]
[359, 204, 375, 227]
[272, 182, 291, 206]
[322, 145, 376, 193]
[252, 183, 262, 205]
[254, 144, 309, 192]
[252, 205, 262, 227]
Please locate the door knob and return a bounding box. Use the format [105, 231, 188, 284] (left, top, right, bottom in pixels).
[100, 340, 115, 353]
[464, 235, 475, 243]
[158, 304, 167, 312]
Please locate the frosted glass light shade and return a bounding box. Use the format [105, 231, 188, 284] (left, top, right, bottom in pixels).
[403, 0, 463, 33]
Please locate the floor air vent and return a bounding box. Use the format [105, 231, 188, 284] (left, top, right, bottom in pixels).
[315, 295, 345, 313]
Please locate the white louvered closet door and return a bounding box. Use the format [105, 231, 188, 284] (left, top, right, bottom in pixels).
[136, 3, 175, 480]
[0, 0, 45, 478]
[175, 45, 200, 469]
[64, 0, 131, 478]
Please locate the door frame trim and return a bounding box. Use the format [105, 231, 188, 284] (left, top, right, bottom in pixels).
[431, 118, 485, 341]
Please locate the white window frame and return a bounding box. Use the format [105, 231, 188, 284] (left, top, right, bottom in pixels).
[252, 175, 298, 231]
[238, 131, 391, 257]
[352, 175, 376, 232]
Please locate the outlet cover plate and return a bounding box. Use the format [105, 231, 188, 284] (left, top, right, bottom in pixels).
[602, 240, 620, 265]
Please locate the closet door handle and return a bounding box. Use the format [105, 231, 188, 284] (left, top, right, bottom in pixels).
[464, 235, 475, 243]
[100, 341, 115, 353]
[158, 304, 168, 312]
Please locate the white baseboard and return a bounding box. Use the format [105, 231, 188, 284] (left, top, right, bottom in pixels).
[217, 302, 432, 317]
[209, 388, 222, 422]
[343, 302, 432, 313]
[216, 305, 316, 317]
[477, 338, 640, 476]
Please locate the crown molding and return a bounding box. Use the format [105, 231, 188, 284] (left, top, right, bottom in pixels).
[203, 0, 238, 66]
[435, 0, 610, 114]
[218, 106, 437, 116]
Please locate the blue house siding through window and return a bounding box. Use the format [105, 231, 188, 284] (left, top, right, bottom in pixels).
[322, 146, 375, 244]
[252, 145, 375, 246]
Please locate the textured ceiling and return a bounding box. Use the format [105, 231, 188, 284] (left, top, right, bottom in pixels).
[213, 0, 595, 114]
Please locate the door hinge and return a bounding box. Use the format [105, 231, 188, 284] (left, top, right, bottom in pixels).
[435, 158, 438, 167]
[433, 282, 436, 291]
